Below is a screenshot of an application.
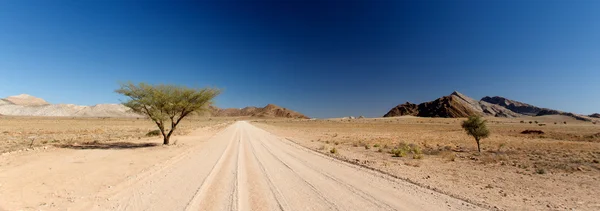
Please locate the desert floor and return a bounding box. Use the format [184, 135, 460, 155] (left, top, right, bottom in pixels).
[252, 115, 600, 211]
[1, 116, 598, 210]
[1, 118, 480, 211]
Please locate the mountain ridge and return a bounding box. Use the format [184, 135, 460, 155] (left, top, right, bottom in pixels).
[0, 94, 308, 118]
[385, 92, 594, 121]
[210, 104, 309, 119]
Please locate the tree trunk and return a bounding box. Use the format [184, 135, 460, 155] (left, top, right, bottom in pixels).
[163, 136, 170, 145]
[476, 138, 481, 152]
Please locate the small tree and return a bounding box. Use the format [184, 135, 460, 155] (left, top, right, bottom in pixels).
[461, 115, 490, 152]
[116, 82, 220, 145]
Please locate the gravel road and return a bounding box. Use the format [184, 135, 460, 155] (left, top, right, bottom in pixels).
[92, 121, 482, 211]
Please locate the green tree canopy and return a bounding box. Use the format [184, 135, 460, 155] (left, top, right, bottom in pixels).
[461, 115, 490, 152]
[116, 82, 221, 145]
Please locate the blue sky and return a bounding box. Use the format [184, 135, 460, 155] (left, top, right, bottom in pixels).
[0, 0, 599, 118]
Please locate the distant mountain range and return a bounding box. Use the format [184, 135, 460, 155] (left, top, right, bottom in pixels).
[0, 94, 140, 117]
[384, 91, 597, 121]
[209, 104, 308, 119]
[0, 94, 308, 119]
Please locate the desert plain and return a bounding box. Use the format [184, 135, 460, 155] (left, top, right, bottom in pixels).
[0, 115, 598, 210]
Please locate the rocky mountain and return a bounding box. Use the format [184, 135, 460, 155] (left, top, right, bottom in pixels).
[0, 94, 308, 119]
[481, 96, 592, 121]
[590, 113, 600, 118]
[384, 91, 591, 120]
[210, 104, 308, 119]
[0, 94, 139, 117]
[3, 94, 49, 106]
[384, 102, 418, 117]
[385, 91, 520, 118]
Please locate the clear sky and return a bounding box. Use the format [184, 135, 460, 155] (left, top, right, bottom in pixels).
[0, 0, 599, 118]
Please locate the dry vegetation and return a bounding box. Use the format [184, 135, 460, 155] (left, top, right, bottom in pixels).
[252, 116, 600, 211]
[0, 116, 234, 153]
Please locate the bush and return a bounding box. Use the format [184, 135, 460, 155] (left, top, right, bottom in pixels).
[521, 130, 544, 134]
[529, 121, 533, 124]
[391, 148, 407, 157]
[461, 115, 490, 152]
[330, 148, 337, 154]
[389, 143, 423, 158]
[520, 120, 525, 123]
[364, 145, 371, 149]
[535, 168, 546, 174]
[146, 130, 161, 137]
[373, 144, 380, 147]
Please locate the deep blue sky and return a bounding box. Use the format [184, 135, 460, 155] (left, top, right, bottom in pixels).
[1, 0, 599, 118]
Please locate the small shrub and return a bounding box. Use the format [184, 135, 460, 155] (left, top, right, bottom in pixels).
[535, 168, 546, 174]
[534, 121, 539, 124]
[538, 123, 546, 126]
[353, 143, 359, 147]
[521, 130, 544, 135]
[391, 148, 407, 157]
[377, 148, 383, 153]
[461, 115, 490, 152]
[529, 121, 533, 124]
[373, 144, 380, 148]
[334, 142, 339, 145]
[564, 121, 567, 124]
[383, 144, 389, 149]
[520, 120, 525, 123]
[411, 145, 422, 155]
[554, 122, 557, 124]
[146, 130, 161, 137]
[364, 145, 371, 149]
[330, 148, 337, 154]
[413, 154, 423, 159]
[326, 140, 330, 144]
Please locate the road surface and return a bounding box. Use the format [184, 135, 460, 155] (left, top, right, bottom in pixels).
[87, 121, 481, 211]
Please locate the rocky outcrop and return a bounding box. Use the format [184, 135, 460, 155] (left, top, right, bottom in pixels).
[415, 92, 482, 118]
[482, 96, 592, 121]
[479, 101, 522, 117]
[384, 102, 418, 117]
[589, 113, 600, 118]
[4, 94, 50, 106]
[481, 96, 546, 116]
[384, 91, 521, 118]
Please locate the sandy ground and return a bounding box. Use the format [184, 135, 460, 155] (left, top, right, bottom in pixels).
[251, 117, 600, 211]
[0, 121, 480, 211]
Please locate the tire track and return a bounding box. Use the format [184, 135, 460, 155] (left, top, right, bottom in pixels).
[184, 125, 241, 211]
[243, 129, 290, 211]
[243, 128, 341, 211]
[253, 129, 396, 211]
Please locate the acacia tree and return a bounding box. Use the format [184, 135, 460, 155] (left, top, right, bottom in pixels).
[116, 82, 220, 145]
[461, 115, 490, 152]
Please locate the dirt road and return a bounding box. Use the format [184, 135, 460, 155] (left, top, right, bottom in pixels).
[1, 121, 482, 210]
